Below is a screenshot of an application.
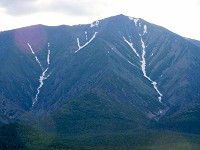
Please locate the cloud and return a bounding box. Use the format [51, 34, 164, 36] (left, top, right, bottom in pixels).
[0, 0, 109, 16]
[43, 0, 112, 16]
[0, 0, 37, 16]
[43, 0, 97, 16]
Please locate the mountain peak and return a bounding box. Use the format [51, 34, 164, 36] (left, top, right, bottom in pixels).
[104, 14, 136, 21]
[1, 14, 200, 145]
[113, 14, 128, 18]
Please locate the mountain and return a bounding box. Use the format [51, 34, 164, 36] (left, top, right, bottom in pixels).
[187, 38, 200, 47]
[0, 14, 200, 149]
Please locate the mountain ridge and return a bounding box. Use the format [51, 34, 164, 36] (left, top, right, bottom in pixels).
[0, 14, 200, 136]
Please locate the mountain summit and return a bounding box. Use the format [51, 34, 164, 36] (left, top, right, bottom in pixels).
[0, 14, 200, 136]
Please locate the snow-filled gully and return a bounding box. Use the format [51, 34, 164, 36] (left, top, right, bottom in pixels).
[75, 20, 100, 53]
[27, 43, 43, 70]
[27, 43, 51, 107]
[75, 32, 98, 53]
[124, 23, 163, 102]
[140, 35, 163, 102]
[123, 37, 140, 57]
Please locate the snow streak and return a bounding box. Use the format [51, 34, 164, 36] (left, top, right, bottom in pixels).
[27, 43, 51, 106]
[139, 32, 163, 102]
[75, 32, 98, 53]
[122, 23, 162, 102]
[47, 43, 50, 65]
[123, 37, 139, 57]
[128, 61, 136, 67]
[27, 43, 43, 70]
[34, 68, 49, 106]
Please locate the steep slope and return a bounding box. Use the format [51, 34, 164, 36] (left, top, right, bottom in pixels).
[32, 15, 166, 118]
[0, 15, 200, 135]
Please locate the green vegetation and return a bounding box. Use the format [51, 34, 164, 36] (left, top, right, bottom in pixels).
[1, 89, 200, 150]
[1, 93, 200, 149]
[1, 123, 200, 150]
[0, 123, 75, 150]
[46, 93, 147, 135]
[63, 130, 200, 150]
[160, 105, 200, 134]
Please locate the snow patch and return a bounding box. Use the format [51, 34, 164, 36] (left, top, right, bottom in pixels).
[90, 20, 99, 28]
[143, 25, 148, 35]
[129, 17, 139, 26]
[75, 32, 98, 53]
[123, 37, 139, 57]
[134, 19, 139, 26]
[128, 16, 134, 20]
[85, 31, 88, 40]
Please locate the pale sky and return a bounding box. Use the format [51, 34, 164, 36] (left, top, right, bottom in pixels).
[0, 0, 200, 40]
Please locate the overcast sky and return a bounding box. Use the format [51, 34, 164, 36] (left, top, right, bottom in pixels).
[0, 0, 200, 40]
